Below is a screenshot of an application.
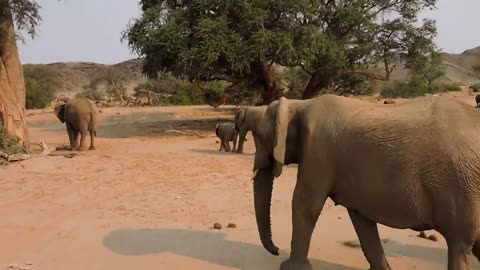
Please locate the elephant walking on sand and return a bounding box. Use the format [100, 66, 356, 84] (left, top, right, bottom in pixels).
[233, 106, 267, 153]
[54, 97, 98, 151]
[251, 94, 480, 270]
[215, 122, 238, 152]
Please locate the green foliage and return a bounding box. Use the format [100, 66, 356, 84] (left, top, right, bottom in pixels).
[381, 78, 462, 98]
[406, 51, 445, 86]
[0, 124, 21, 154]
[0, 0, 42, 46]
[25, 78, 54, 109]
[23, 65, 60, 109]
[133, 75, 213, 105]
[125, 0, 438, 100]
[470, 83, 480, 92]
[282, 67, 310, 99]
[381, 77, 430, 98]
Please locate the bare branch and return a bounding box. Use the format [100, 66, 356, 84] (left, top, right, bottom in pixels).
[165, 124, 213, 138]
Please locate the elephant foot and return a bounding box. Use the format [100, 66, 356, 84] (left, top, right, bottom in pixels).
[89, 146, 96, 150]
[78, 146, 89, 151]
[280, 259, 312, 270]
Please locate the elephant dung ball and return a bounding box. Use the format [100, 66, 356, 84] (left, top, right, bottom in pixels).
[213, 223, 222, 230]
[227, 223, 236, 228]
[418, 231, 427, 239]
[427, 234, 439, 242]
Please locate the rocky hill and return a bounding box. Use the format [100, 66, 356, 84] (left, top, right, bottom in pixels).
[23, 58, 148, 97]
[23, 46, 480, 97]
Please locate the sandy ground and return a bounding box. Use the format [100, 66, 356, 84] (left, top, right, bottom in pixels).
[1, 92, 480, 270]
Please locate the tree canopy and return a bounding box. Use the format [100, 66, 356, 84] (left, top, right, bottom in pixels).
[0, 0, 41, 46]
[124, 0, 439, 104]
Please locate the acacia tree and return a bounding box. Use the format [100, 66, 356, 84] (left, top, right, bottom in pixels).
[125, 0, 438, 104]
[0, 0, 41, 148]
[124, 0, 304, 105]
[291, 1, 439, 99]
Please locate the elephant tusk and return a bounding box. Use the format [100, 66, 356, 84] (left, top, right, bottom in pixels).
[252, 169, 259, 180]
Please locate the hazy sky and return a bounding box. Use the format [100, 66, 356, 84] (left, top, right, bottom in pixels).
[18, 0, 480, 65]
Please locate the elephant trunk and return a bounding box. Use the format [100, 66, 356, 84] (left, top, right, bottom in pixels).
[253, 168, 279, 256]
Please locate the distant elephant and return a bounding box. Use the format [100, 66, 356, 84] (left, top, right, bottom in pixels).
[475, 94, 480, 107]
[54, 97, 98, 151]
[215, 122, 238, 152]
[233, 106, 267, 153]
[251, 95, 480, 270]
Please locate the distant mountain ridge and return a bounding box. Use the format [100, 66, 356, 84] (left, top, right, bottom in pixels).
[24, 46, 480, 97]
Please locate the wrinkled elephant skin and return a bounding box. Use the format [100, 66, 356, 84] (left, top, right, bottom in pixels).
[251, 94, 480, 270]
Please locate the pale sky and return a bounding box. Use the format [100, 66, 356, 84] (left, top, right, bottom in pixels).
[18, 0, 480, 65]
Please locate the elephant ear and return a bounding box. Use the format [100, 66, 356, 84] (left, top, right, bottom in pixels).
[234, 109, 245, 128]
[54, 103, 66, 123]
[273, 97, 291, 178]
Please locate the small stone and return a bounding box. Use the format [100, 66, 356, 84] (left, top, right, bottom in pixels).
[337, 217, 342, 220]
[25, 263, 32, 266]
[19, 267, 29, 270]
[7, 264, 19, 269]
[227, 223, 236, 228]
[213, 223, 222, 230]
[427, 234, 439, 242]
[418, 231, 427, 239]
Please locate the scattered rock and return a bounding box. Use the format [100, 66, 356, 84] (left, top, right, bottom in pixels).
[227, 223, 236, 228]
[427, 234, 439, 242]
[418, 231, 428, 239]
[7, 264, 20, 269]
[104, 155, 112, 158]
[213, 223, 222, 230]
[383, 99, 396, 104]
[337, 217, 342, 220]
[25, 263, 32, 266]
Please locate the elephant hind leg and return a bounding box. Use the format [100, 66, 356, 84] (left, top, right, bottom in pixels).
[348, 209, 392, 270]
[66, 124, 75, 150]
[78, 131, 89, 151]
[89, 130, 96, 150]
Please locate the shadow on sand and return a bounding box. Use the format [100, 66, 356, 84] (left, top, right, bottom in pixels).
[103, 228, 361, 270]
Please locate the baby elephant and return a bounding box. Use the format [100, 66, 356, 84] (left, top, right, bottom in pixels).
[215, 122, 238, 152]
[54, 97, 98, 151]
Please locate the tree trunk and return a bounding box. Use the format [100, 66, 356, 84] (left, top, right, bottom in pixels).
[302, 71, 331, 100]
[256, 63, 283, 106]
[0, 6, 29, 148]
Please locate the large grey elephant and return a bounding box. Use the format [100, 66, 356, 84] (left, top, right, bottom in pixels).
[251, 94, 480, 270]
[54, 97, 98, 151]
[215, 122, 238, 152]
[233, 106, 267, 153]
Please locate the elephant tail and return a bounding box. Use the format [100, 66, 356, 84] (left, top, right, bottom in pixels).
[90, 112, 97, 135]
[215, 123, 220, 137]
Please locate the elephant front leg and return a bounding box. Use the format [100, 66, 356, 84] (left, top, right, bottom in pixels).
[236, 130, 247, 153]
[447, 241, 472, 270]
[232, 136, 238, 152]
[281, 174, 327, 270]
[348, 209, 392, 270]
